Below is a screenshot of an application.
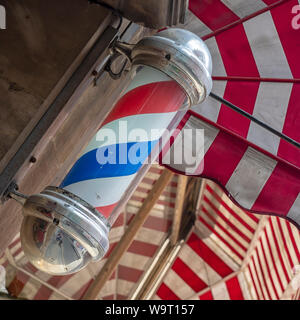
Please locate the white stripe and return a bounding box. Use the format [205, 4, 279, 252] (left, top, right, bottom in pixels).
[179, 244, 212, 285]
[195, 219, 243, 266]
[98, 279, 116, 298]
[287, 193, 300, 227]
[277, 218, 299, 267]
[265, 222, 289, 288]
[162, 116, 219, 175]
[194, 228, 240, 272]
[117, 279, 134, 297]
[205, 37, 227, 77]
[134, 227, 166, 246]
[123, 66, 171, 95]
[271, 217, 293, 280]
[260, 232, 283, 297]
[243, 267, 258, 299]
[64, 174, 136, 207]
[221, 0, 266, 19]
[192, 81, 227, 122]
[206, 180, 259, 230]
[201, 200, 249, 249]
[83, 112, 176, 155]
[109, 225, 124, 241]
[56, 270, 93, 297]
[248, 258, 264, 299]
[252, 249, 270, 299]
[211, 281, 230, 300]
[163, 269, 195, 299]
[226, 147, 277, 209]
[244, 11, 293, 78]
[119, 252, 149, 271]
[257, 240, 277, 300]
[184, 10, 212, 37]
[237, 272, 251, 300]
[19, 279, 41, 300]
[247, 82, 292, 155]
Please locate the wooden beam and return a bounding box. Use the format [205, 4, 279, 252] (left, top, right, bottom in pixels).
[82, 168, 174, 300]
[170, 175, 188, 246]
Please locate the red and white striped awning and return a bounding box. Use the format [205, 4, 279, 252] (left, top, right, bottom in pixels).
[1, 0, 299, 301]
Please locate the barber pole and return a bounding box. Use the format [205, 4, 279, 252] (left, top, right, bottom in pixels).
[60, 65, 187, 224]
[10, 28, 212, 275]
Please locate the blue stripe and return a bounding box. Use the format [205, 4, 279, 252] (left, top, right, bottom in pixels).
[60, 141, 158, 188]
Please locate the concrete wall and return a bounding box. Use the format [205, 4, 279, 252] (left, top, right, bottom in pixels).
[0, 0, 151, 254]
[0, 0, 110, 163]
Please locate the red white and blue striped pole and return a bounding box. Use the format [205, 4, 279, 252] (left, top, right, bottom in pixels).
[60, 65, 187, 224]
[14, 28, 212, 275]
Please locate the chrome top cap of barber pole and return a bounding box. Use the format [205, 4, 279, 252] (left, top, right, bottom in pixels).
[20, 187, 110, 275]
[131, 28, 213, 106]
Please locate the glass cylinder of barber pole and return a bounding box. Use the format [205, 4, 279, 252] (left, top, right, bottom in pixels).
[19, 28, 212, 275]
[60, 65, 187, 223]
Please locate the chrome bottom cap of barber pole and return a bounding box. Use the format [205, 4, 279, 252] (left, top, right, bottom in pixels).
[20, 187, 110, 275]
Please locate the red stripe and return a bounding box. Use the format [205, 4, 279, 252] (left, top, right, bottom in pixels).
[269, 219, 290, 283]
[215, 23, 260, 137]
[213, 76, 300, 83]
[171, 257, 207, 292]
[157, 283, 180, 300]
[8, 237, 21, 249]
[263, 0, 285, 4]
[225, 276, 244, 300]
[202, 131, 248, 186]
[285, 220, 300, 263]
[128, 240, 158, 257]
[130, 195, 175, 209]
[204, 189, 254, 239]
[96, 203, 118, 219]
[207, 183, 259, 223]
[276, 217, 294, 269]
[268, 0, 300, 78]
[199, 290, 213, 300]
[254, 247, 272, 300]
[277, 84, 300, 168]
[259, 238, 280, 300]
[7, 271, 30, 297]
[33, 285, 53, 300]
[202, 0, 290, 41]
[101, 81, 186, 126]
[118, 265, 143, 283]
[189, 0, 239, 31]
[12, 247, 23, 258]
[201, 205, 248, 252]
[251, 163, 300, 222]
[103, 242, 118, 259]
[267, 2, 300, 167]
[126, 213, 172, 233]
[247, 264, 260, 299]
[111, 212, 124, 228]
[135, 186, 177, 199]
[263, 227, 285, 293]
[251, 255, 267, 300]
[197, 215, 244, 260]
[187, 232, 234, 277]
[141, 176, 178, 188]
[73, 279, 93, 300]
[148, 167, 164, 175]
